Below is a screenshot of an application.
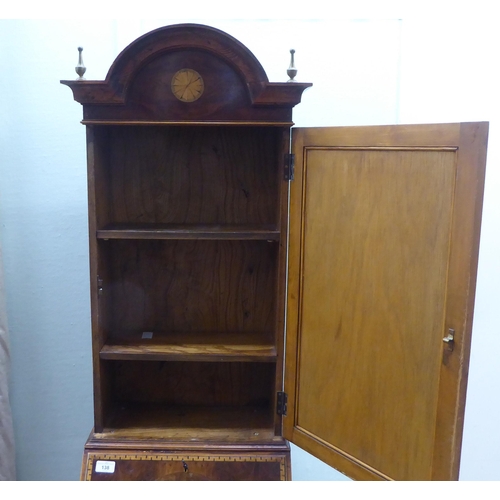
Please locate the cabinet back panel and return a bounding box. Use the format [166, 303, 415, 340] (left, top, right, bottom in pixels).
[96, 126, 280, 226]
[108, 361, 274, 407]
[101, 239, 278, 335]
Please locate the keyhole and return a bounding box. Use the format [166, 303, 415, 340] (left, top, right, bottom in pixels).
[182, 461, 188, 473]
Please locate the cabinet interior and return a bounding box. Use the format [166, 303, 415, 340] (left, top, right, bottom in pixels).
[98, 360, 277, 441]
[91, 124, 286, 437]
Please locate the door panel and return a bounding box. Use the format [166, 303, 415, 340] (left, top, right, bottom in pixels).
[297, 148, 455, 480]
[284, 123, 488, 481]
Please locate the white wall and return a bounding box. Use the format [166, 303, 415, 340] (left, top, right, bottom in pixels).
[0, 14, 498, 481]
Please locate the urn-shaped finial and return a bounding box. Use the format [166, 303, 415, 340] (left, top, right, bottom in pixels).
[75, 47, 86, 80]
[287, 49, 297, 82]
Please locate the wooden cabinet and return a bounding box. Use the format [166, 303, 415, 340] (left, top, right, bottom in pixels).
[62, 24, 488, 481]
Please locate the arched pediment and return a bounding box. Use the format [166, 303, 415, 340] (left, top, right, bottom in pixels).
[105, 24, 269, 103]
[61, 24, 311, 123]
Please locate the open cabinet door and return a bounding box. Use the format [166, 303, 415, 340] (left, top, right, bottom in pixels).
[284, 123, 488, 480]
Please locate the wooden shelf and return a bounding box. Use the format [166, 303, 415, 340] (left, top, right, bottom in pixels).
[100, 332, 277, 362]
[97, 224, 280, 241]
[97, 404, 275, 442]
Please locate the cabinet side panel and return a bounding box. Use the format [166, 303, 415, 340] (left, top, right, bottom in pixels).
[87, 126, 111, 431]
[274, 127, 291, 435]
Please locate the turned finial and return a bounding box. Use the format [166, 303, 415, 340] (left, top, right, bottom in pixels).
[287, 49, 297, 82]
[75, 47, 86, 80]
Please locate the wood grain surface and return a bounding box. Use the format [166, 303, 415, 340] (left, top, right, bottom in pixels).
[100, 239, 278, 335]
[95, 126, 280, 226]
[285, 123, 488, 481]
[82, 449, 289, 480]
